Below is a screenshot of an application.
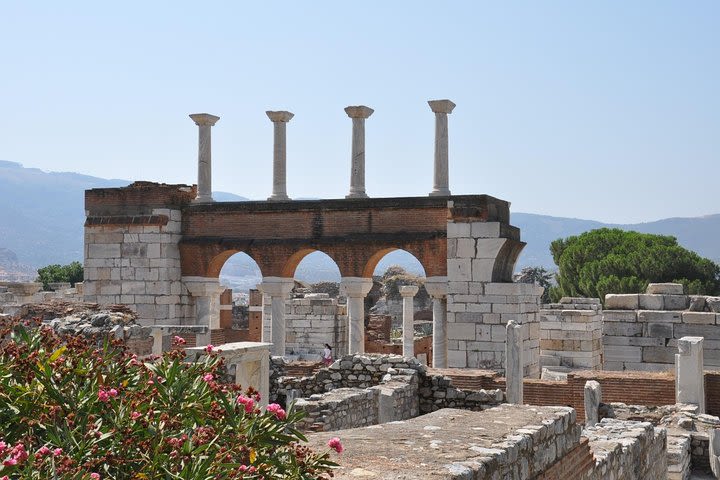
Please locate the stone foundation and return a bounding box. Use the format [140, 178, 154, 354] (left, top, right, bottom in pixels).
[540, 297, 603, 370]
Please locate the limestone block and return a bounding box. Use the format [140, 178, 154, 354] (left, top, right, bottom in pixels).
[642, 346, 676, 363]
[471, 259, 494, 282]
[467, 282, 484, 294]
[146, 243, 161, 259]
[447, 259, 472, 282]
[682, 312, 716, 325]
[121, 243, 148, 258]
[603, 336, 664, 347]
[121, 281, 146, 295]
[605, 294, 639, 310]
[603, 310, 638, 322]
[707, 297, 720, 313]
[603, 345, 642, 362]
[99, 282, 122, 295]
[664, 295, 690, 310]
[446, 222, 470, 238]
[689, 295, 707, 312]
[447, 322, 477, 340]
[455, 238, 475, 258]
[475, 238, 507, 259]
[675, 323, 720, 340]
[447, 281, 469, 295]
[638, 294, 664, 310]
[638, 310, 681, 323]
[447, 349, 467, 368]
[647, 283, 684, 295]
[584, 380, 602, 426]
[646, 322, 674, 339]
[88, 243, 121, 259]
[470, 222, 500, 238]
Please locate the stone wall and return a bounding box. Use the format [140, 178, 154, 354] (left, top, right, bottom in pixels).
[540, 297, 603, 370]
[604, 284, 720, 371]
[418, 374, 504, 414]
[285, 294, 347, 357]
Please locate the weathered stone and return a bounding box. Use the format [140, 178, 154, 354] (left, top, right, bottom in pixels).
[506, 320, 523, 404]
[584, 380, 602, 426]
[647, 283, 684, 295]
[676, 336, 705, 413]
[605, 294, 639, 310]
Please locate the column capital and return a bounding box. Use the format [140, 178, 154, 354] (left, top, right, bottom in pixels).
[399, 285, 419, 297]
[424, 276, 448, 298]
[340, 277, 374, 297]
[428, 100, 456, 115]
[189, 113, 220, 127]
[344, 105, 374, 119]
[182, 276, 226, 297]
[266, 111, 294, 123]
[259, 277, 294, 296]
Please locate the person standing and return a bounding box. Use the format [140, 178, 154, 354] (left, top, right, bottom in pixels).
[322, 344, 333, 366]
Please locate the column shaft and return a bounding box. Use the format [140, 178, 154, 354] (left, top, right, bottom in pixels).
[270, 295, 286, 356]
[506, 320, 523, 404]
[267, 111, 293, 201]
[432, 297, 448, 368]
[402, 294, 414, 358]
[347, 296, 365, 354]
[427, 100, 455, 197]
[344, 106, 373, 199]
[189, 113, 220, 203]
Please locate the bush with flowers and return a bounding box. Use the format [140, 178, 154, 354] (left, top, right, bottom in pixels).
[0, 319, 340, 479]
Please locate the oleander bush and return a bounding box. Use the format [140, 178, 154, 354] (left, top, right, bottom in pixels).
[0, 319, 339, 479]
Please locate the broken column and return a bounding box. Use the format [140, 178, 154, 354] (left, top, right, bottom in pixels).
[259, 277, 294, 356]
[340, 277, 373, 354]
[424, 277, 448, 368]
[506, 320, 523, 404]
[584, 380, 602, 426]
[427, 99, 455, 197]
[711, 428, 720, 478]
[182, 277, 226, 346]
[344, 105, 374, 199]
[266, 110, 294, 201]
[399, 285, 419, 359]
[189, 113, 220, 203]
[676, 336, 705, 413]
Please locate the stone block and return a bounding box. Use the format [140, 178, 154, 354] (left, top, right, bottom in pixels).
[121, 281, 146, 295]
[446, 222, 470, 238]
[605, 294, 639, 310]
[603, 336, 664, 347]
[447, 281, 469, 295]
[471, 259, 494, 282]
[664, 295, 690, 310]
[682, 312, 716, 325]
[603, 345, 642, 362]
[675, 324, 720, 340]
[707, 297, 720, 313]
[647, 283, 684, 295]
[638, 310, 681, 323]
[689, 296, 707, 312]
[646, 322, 674, 339]
[448, 259, 472, 282]
[88, 243, 121, 259]
[642, 346, 675, 363]
[475, 238, 507, 259]
[447, 323, 477, 340]
[638, 294, 664, 310]
[455, 238, 475, 258]
[603, 310, 638, 322]
[447, 349, 467, 368]
[470, 222, 500, 238]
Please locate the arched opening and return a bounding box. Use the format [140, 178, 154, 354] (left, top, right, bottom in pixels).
[366, 249, 432, 365]
[217, 252, 264, 341]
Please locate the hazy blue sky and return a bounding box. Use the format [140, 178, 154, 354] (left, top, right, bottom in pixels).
[1, 2, 717, 223]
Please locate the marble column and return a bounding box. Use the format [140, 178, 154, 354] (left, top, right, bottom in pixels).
[266, 111, 294, 201]
[340, 277, 374, 354]
[258, 277, 295, 357]
[676, 336, 705, 413]
[584, 380, 602, 426]
[399, 285, 419, 359]
[182, 276, 226, 347]
[427, 100, 455, 197]
[344, 106, 374, 199]
[506, 320, 523, 405]
[189, 113, 220, 203]
[424, 276, 448, 368]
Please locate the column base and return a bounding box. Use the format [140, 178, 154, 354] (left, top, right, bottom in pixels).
[429, 189, 451, 197]
[267, 194, 291, 201]
[345, 192, 369, 199]
[193, 195, 215, 203]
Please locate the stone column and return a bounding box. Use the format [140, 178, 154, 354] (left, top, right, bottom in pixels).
[676, 336, 705, 413]
[344, 106, 374, 199]
[399, 285, 419, 359]
[266, 111, 294, 201]
[710, 428, 720, 478]
[427, 99, 455, 197]
[258, 277, 294, 356]
[584, 380, 602, 426]
[506, 320, 523, 404]
[340, 277, 373, 354]
[424, 276, 448, 368]
[182, 276, 226, 346]
[189, 113, 220, 203]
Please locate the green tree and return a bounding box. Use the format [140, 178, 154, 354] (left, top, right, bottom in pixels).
[515, 266, 555, 304]
[551, 228, 720, 303]
[36, 261, 84, 290]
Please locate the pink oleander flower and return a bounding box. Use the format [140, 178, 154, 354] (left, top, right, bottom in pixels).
[327, 437, 343, 454]
[98, 390, 110, 402]
[172, 335, 186, 346]
[203, 373, 214, 383]
[90, 473, 101, 480]
[266, 403, 286, 420]
[109, 388, 118, 398]
[53, 448, 62, 456]
[2, 475, 9, 480]
[205, 344, 214, 353]
[3, 458, 17, 467]
[0, 441, 6, 453]
[11, 443, 27, 462]
[131, 411, 142, 420]
[236, 395, 255, 414]
[36, 446, 51, 456]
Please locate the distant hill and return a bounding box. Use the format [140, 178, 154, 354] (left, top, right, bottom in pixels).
[1, 160, 718, 287]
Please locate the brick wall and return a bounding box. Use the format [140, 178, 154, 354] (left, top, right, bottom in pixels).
[536, 437, 594, 480]
[706, 372, 720, 417]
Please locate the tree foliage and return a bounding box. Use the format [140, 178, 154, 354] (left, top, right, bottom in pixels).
[515, 266, 555, 304]
[551, 228, 720, 302]
[36, 261, 84, 290]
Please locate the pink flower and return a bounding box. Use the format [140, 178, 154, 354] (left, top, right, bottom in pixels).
[90, 473, 101, 480]
[2, 475, 9, 480]
[205, 344, 214, 353]
[0, 441, 6, 454]
[131, 411, 142, 420]
[36, 446, 51, 456]
[203, 373, 214, 383]
[172, 335, 186, 346]
[236, 395, 255, 414]
[327, 437, 344, 454]
[266, 403, 286, 420]
[3, 458, 17, 466]
[98, 390, 110, 402]
[109, 388, 118, 398]
[53, 448, 62, 456]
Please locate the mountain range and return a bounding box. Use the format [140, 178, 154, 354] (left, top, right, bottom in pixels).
[2, 160, 719, 284]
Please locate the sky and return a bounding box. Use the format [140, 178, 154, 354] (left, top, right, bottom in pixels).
[1, 2, 718, 224]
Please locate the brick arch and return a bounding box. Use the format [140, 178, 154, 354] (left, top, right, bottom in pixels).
[362, 247, 428, 278]
[210, 250, 264, 279]
[280, 248, 342, 278]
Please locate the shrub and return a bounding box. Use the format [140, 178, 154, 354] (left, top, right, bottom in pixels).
[0, 319, 338, 479]
[36, 261, 84, 290]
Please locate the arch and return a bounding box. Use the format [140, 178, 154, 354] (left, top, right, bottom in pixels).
[363, 247, 428, 278]
[281, 248, 342, 281]
[211, 250, 263, 280]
